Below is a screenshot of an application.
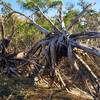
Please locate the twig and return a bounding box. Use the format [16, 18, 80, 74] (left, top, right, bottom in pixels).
[6, 93, 13, 100]
[55, 68, 69, 91]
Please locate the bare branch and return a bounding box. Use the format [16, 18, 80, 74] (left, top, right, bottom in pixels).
[66, 3, 92, 31]
[75, 53, 99, 85]
[8, 17, 17, 40]
[67, 43, 79, 71]
[57, 3, 66, 32]
[0, 16, 5, 39]
[37, 6, 62, 34]
[70, 31, 100, 39]
[71, 40, 100, 57]
[0, 1, 50, 36]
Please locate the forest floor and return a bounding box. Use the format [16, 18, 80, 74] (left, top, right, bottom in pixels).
[0, 54, 100, 100]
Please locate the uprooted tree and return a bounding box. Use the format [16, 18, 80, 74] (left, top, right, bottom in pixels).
[0, 0, 100, 99]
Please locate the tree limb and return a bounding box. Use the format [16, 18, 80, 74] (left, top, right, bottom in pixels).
[71, 40, 100, 57]
[0, 1, 50, 36]
[57, 3, 66, 32]
[66, 3, 92, 31]
[37, 6, 62, 34]
[75, 54, 99, 82]
[70, 31, 100, 39]
[0, 16, 5, 39]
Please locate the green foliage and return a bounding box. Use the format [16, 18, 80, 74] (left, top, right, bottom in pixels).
[64, 10, 79, 27]
[17, 0, 62, 13]
[0, 2, 12, 14]
[12, 18, 44, 48]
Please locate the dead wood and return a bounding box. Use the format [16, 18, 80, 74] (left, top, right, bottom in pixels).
[0, 1, 100, 99]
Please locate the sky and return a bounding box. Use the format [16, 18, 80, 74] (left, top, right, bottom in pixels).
[1, 0, 100, 16]
[63, 0, 100, 11]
